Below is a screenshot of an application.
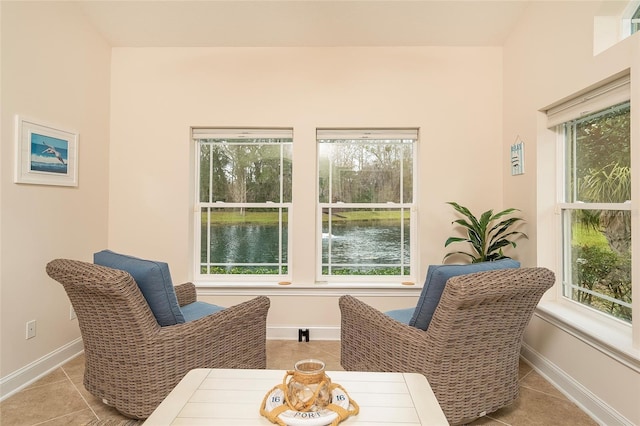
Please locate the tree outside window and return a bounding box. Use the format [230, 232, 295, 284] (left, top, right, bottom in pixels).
[317, 129, 417, 281]
[562, 102, 631, 322]
[195, 129, 292, 277]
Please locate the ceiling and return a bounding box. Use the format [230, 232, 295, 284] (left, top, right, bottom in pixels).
[75, 0, 532, 47]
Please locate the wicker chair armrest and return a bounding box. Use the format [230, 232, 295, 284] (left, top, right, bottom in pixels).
[155, 295, 270, 369]
[339, 295, 429, 374]
[174, 282, 197, 306]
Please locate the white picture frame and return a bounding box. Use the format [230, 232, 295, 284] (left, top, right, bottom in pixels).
[14, 116, 78, 187]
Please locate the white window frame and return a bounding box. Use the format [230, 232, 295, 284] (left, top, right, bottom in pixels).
[538, 73, 639, 363]
[593, 0, 640, 55]
[622, 0, 640, 37]
[315, 128, 418, 284]
[192, 127, 293, 283]
[557, 101, 632, 323]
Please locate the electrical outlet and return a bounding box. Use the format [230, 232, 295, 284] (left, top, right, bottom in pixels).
[69, 305, 76, 320]
[26, 320, 36, 339]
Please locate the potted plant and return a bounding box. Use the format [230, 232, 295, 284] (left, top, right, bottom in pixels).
[444, 202, 528, 263]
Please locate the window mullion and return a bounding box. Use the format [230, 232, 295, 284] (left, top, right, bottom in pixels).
[559, 202, 632, 211]
[208, 143, 213, 203]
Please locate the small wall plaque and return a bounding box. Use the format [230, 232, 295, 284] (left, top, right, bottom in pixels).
[511, 140, 524, 176]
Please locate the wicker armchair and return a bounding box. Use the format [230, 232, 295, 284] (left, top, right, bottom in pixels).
[46, 258, 270, 419]
[340, 267, 554, 425]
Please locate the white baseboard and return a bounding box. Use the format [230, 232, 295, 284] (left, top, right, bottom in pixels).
[267, 326, 340, 341]
[521, 343, 632, 426]
[0, 338, 84, 402]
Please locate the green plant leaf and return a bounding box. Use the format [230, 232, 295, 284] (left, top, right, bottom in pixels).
[444, 202, 527, 263]
[489, 208, 519, 221]
[490, 218, 526, 241]
[443, 251, 478, 262]
[444, 236, 468, 247]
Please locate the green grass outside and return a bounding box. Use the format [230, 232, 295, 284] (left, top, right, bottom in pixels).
[323, 209, 409, 222]
[204, 210, 604, 248]
[201, 209, 408, 225]
[201, 210, 287, 224]
[572, 225, 609, 248]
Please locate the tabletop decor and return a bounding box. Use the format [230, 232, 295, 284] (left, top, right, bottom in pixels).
[260, 359, 359, 426]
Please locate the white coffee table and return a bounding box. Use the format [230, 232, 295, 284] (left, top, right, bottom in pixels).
[144, 368, 448, 425]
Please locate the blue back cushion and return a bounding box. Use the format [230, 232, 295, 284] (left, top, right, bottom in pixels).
[94, 250, 185, 326]
[409, 258, 520, 331]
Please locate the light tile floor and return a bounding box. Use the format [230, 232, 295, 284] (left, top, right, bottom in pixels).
[0, 340, 597, 425]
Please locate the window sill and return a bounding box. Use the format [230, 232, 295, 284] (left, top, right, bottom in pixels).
[193, 280, 423, 297]
[535, 301, 640, 371]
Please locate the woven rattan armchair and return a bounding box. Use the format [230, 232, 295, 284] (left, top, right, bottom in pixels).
[46, 258, 270, 419]
[340, 267, 554, 425]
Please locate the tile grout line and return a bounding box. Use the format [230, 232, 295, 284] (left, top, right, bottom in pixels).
[31, 408, 96, 426]
[17, 368, 69, 392]
[483, 414, 512, 425]
[518, 368, 573, 403]
[61, 364, 100, 420]
[519, 384, 573, 402]
[518, 367, 534, 382]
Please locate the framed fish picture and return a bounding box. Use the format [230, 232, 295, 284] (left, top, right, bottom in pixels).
[14, 116, 78, 187]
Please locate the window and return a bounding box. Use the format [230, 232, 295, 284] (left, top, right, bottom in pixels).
[194, 128, 293, 278]
[629, 1, 640, 34]
[317, 129, 417, 282]
[549, 76, 632, 322]
[593, 1, 640, 55]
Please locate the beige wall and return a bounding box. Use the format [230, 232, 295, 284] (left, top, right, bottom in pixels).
[0, 2, 110, 380]
[503, 2, 639, 424]
[2, 2, 638, 423]
[108, 46, 505, 326]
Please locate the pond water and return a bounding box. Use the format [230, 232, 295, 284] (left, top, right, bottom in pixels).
[205, 224, 287, 264]
[203, 223, 409, 266]
[322, 223, 410, 265]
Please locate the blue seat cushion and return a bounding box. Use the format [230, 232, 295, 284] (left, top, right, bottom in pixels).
[385, 308, 414, 324]
[93, 250, 185, 326]
[409, 258, 520, 331]
[181, 301, 225, 322]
